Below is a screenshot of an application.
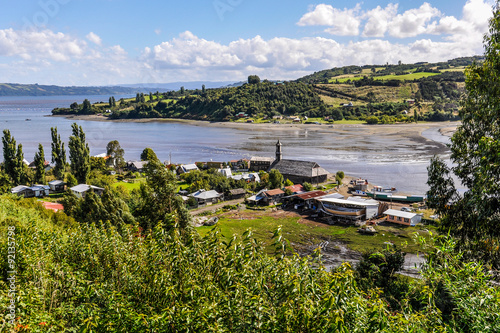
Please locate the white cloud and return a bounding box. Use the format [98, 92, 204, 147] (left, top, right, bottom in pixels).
[297, 4, 362, 36]
[86, 32, 102, 46]
[387, 2, 441, 38]
[362, 4, 398, 37]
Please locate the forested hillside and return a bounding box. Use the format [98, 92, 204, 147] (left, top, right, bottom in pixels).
[0, 83, 137, 96]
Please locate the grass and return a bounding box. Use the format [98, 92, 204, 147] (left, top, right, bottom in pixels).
[196, 209, 434, 254]
[112, 179, 145, 191]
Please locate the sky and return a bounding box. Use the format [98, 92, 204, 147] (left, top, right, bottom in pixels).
[0, 0, 495, 86]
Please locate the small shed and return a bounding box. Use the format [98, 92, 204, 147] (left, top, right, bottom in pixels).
[383, 209, 422, 226]
[11, 185, 33, 197]
[127, 161, 148, 172]
[229, 188, 246, 200]
[31, 185, 50, 197]
[177, 163, 199, 174]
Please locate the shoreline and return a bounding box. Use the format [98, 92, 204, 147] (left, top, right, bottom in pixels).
[51, 114, 459, 135]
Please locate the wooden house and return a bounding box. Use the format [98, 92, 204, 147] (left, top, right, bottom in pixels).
[383, 209, 422, 226]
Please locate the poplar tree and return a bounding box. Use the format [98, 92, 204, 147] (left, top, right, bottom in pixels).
[51, 127, 66, 180]
[2, 129, 27, 184]
[69, 123, 90, 184]
[33, 144, 46, 184]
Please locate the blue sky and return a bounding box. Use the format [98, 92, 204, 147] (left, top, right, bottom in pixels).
[0, 0, 494, 86]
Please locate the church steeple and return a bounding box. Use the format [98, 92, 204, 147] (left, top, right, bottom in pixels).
[276, 140, 282, 161]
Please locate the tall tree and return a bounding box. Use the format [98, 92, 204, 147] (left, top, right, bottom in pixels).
[106, 140, 125, 170]
[268, 169, 283, 189]
[135, 158, 190, 230]
[51, 127, 66, 180]
[33, 144, 46, 184]
[427, 4, 500, 266]
[82, 99, 92, 114]
[2, 130, 26, 184]
[69, 123, 90, 184]
[140, 147, 158, 162]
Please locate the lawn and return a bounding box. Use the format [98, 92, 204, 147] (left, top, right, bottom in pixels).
[196, 209, 434, 254]
[113, 179, 145, 191]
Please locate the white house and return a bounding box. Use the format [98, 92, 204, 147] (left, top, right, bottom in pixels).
[70, 184, 105, 199]
[188, 189, 223, 205]
[383, 209, 422, 226]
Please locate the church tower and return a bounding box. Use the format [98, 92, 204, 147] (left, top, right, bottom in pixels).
[276, 140, 282, 161]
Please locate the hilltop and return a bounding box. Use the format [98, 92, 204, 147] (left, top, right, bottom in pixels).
[0, 83, 138, 96]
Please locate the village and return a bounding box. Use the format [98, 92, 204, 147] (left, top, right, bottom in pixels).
[9, 139, 430, 238]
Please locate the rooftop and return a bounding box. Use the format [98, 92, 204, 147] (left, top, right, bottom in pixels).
[383, 209, 418, 219]
[268, 159, 329, 177]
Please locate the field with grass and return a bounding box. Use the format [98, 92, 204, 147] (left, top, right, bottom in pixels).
[196, 208, 435, 254]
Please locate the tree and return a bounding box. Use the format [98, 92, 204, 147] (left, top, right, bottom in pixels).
[202, 84, 206, 94]
[33, 144, 46, 184]
[2, 130, 27, 184]
[284, 179, 294, 187]
[51, 127, 66, 180]
[106, 140, 125, 170]
[427, 4, 500, 267]
[248, 75, 260, 84]
[302, 182, 313, 191]
[141, 147, 158, 162]
[180, 86, 185, 95]
[135, 158, 190, 230]
[82, 99, 92, 114]
[268, 169, 283, 189]
[69, 123, 90, 184]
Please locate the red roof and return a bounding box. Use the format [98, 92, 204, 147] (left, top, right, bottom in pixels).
[296, 190, 327, 200]
[265, 189, 285, 196]
[285, 184, 305, 193]
[41, 201, 64, 212]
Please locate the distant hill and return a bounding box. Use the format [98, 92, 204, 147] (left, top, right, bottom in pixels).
[119, 81, 237, 91]
[0, 83, 139, 96]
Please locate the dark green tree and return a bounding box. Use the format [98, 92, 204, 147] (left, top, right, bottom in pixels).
[134, 159, 190, 230]
[202, 84, 206, 94]
[51, 127, 66, 180]
[149, 92, 153, 102]
[106, 140, 125, 170]
[68, 123, 90, 184]
[140, 147, 158, 162]
[268, 169, 283, 189]
[33, 144, 46, 184]
[248, 75, 261, 84]
[427, 4, 500, 266]
[180, 86, 185, 95]
[82, 99, 92, 114]
[2, 130, 27, 184]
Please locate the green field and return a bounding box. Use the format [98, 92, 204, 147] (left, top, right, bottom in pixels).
[196, 210, 434, 254]
[331, 72, 441, 83]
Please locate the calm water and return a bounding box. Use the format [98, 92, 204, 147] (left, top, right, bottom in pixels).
[0, 95, 454, 193]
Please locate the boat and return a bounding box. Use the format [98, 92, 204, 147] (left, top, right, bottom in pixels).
[366, 191, 426, 203]
[358, 225, 377, 234]
[323, 205, 364, 216]
[25, 118, 31, 121]
[351, 190, 367, 196]
[372, 185, 397, 193]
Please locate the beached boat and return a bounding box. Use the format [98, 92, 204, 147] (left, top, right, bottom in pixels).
[351, 190, 367, 196]
[323, 205, 364, 216]
[366, 191, 426, 203]
[358, 225, 377, 235]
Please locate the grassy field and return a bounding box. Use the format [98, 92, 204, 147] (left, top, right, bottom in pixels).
[196, 209, 435, 254]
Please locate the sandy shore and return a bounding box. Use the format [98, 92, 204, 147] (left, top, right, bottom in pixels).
[52, 114, 460, 137]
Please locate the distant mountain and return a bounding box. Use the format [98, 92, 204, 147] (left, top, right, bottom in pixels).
[0, 83, 139, 97]
[119, 81, 237, 91]
[0, 81, 240, 97]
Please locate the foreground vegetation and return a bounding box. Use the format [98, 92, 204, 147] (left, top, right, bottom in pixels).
[1, 194, 500, 332]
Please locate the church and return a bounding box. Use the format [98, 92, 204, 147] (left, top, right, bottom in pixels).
[267, 140, 330, 184]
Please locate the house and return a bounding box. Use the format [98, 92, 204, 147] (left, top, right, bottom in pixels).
[177, 163, 199, 174]
[48, 180, 66, 192]
[127, 160, 148, 172]
[31, 185, 50, 197]
[231, 172, 260, 183]
[263, 188, 285, 205]
[229, 159, 250, 170]
[383, 209, 422, 226]
[11, 185, 49, 198]
[295, 190, 327, 209]
[249, 156, 275, 171]
[28, 160, 50, 169]
[70, 184, 105, 199]
[218, 167, 233, 178]
[11, 185, 33, 197]
[284, 184, 305, 195]
[267, 141, 329, 184]
[229, 188, 246, 200]
[188, 189, 223, 205]
[207, 161, 224, 169]
[246, 189, 267, 205]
